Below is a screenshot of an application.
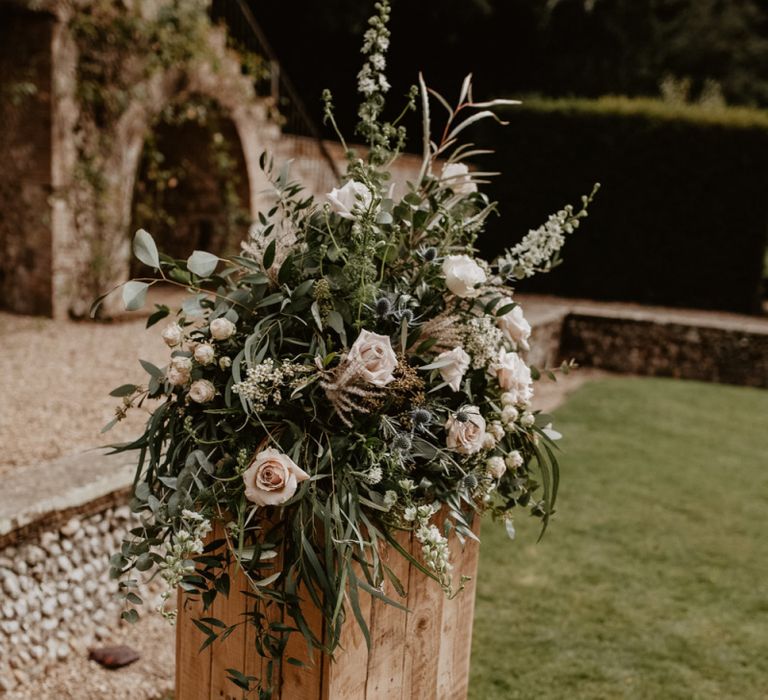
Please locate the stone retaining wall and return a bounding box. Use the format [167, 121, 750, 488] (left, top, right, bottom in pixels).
[0, 505, 156, 693]
[561, 313, 768, 388]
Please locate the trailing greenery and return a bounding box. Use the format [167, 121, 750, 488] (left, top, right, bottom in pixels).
[470, 377, 768, 699]
[473, 96, 768, 312]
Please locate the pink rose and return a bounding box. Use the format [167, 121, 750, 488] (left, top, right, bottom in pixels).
[348, 330, 398, 387]
[242, 448, 310, 507]
[445, 406, 487, 455]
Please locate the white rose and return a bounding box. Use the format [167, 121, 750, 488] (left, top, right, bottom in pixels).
[496, 350, 533, 405]
[442, 255, 487, 298]
[501, 405, 519, 425]
[445, 407, 487, 455]
[210, 317, 235, 341]
[497, 301, 531, 350]
[487, 456, 507, 479]
[437, 347, 470, 392]
[348, 330, 398, 387]
[242, 448, 310, 507]
[170, 355, 192, 372]
[161, 323, 184, 348]
[188, 379, 216, 404]
[167, 365, 190, 387]
[441, 162, 477, 196]
[219, 356, 232, 370]
[326, 180, 374, 220]
[489, 421, 505, 441]
[193, 343, 215, 366]
[521, 412, 535, 428]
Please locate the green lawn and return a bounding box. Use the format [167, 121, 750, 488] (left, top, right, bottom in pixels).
[469, 377, 768, 700]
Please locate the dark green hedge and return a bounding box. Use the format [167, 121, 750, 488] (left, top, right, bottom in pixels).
[473, 97, 768, 313]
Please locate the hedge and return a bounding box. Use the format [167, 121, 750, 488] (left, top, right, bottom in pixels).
[472, 97, 768, 313]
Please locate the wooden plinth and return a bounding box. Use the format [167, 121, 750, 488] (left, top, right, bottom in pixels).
[176, 516, 480, 700]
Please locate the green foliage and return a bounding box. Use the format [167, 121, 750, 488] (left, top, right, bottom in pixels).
[474, 96, 768, 312]
[470, 376, 768, 699]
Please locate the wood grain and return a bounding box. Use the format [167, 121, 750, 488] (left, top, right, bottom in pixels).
[177, 512, 480, 700]
[437, 514, 481, 700]
[280, 580, 325, 700]
[363, 529, 412, 700]
[325, 559, 374, 700]
[175, 586, 212, 700]
[401, 521, 446, 700]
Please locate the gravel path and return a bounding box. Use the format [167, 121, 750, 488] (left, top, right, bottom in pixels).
[4, 614, 175, 700]
[0, 312, 168, 476]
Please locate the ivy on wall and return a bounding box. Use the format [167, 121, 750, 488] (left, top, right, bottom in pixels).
[65, 0, 266, 315]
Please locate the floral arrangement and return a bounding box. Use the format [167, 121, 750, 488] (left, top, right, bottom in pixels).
[102, 2, 597, 695]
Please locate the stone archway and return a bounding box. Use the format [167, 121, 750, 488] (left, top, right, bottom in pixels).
[40, 7, 280, 318]
[130, 102, 253, 274]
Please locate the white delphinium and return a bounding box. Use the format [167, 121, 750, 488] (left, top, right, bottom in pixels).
[403, 505, 418, 522]
[415, 521, 452, 590]
[502, 209, 573, 279]
[358, 4, 391, 99]
[497, 185, 599, 280]
[157, 510, 212, 623]
[506, 450, 524, 469]
[383, 490, 398, 509]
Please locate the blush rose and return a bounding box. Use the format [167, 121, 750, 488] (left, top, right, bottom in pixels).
[242, 448, 310, 507]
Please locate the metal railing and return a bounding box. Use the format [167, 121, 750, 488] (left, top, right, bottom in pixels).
[210, 0, 341, 190]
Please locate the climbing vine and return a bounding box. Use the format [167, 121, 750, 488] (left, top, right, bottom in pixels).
[65, 0, 266, 315]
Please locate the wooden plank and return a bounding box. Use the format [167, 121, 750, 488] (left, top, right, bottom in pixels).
[401, 520, 446, 700]
[363, 529, 412, 700]
[436, 514, 481, 700]
[178, 512, 481, 700]
[324, 560, 373, 700]
[209, 531, 249, 700]
[176, 586, 213, 700]
[280, 580, 325, 700]
[243, 537, 283, 699]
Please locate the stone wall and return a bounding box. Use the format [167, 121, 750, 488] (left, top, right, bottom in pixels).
[0, 0, 286, 319]
[561, 313, 768, 388]
[0, 6, 55, 316]
[0, 505, 155, 694]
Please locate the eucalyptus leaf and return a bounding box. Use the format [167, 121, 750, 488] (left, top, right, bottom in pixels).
[133, 229, 160, 268]
[187, 250, 219, 277]
[122, 281, 148, 311]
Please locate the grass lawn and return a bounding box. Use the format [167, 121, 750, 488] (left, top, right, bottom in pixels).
[469, 377, 768, 700]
